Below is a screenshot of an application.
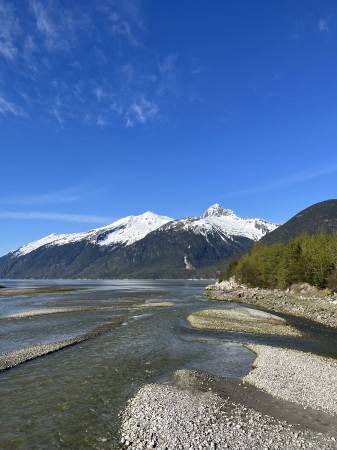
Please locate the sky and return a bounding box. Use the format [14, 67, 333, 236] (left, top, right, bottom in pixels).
[1, 0, 336, 256]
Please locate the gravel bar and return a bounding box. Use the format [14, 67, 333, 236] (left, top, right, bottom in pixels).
[120, 343, 337, 449]
[244, 344, 337, 416]
[0, 321, 119, 372]
[120, 383, 336, 449]
[2, 306, 95, 319]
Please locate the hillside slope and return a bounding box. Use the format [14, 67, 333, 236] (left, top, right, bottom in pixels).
[260, 199, 337, 245]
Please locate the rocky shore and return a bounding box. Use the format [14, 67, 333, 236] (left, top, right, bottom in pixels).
[120, 344, 337, 449]
[120, 278, 337, 450]
[206, 279, 337, 329]
[244, 344, 337, 416]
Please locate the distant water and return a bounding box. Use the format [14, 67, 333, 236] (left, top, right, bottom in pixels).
[0, 279, 336, 449]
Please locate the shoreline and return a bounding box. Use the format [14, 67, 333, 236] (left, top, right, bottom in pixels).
[120, 345, 337, 449]
[205, 281, 337, 329]
[120, 281, 337, 449]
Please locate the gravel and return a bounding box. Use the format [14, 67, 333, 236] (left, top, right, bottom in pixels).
[120, 343, 337, 449]
[187, 307, 302, 337]
[206, 281, 337, 329]
[120, 383, 336, 450]
[3, 306, 95, 319]
[244, 344, 337, 416]
[0, 321, 119, 372]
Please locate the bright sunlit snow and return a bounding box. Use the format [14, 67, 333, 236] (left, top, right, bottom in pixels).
[11, 205, 277, 257]
[13, 212, 173, 256]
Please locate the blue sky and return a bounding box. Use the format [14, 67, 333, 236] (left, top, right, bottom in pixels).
[1, 0, 336, 256]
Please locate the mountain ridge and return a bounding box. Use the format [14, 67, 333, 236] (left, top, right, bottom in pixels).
[260, 199, 337, 245]
[0, 204, 278, 279]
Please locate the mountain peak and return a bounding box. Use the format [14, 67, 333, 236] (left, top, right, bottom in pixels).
[201, 204, 235, 218]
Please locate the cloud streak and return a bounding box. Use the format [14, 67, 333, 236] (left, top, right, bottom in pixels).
[0, 1, 20, 60]
[222, 164, 337, 198]
[0, 95, 25, 116]
[0, 187, 96, 205]
[0, 211, 117, 224]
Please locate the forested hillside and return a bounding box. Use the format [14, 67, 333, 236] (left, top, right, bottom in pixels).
[221, 230, 337, 292]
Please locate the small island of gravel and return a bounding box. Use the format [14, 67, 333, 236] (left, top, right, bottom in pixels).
[187, 306, 301, 336]
[0, 286, 77, 297]
[120, 344, 337, 449]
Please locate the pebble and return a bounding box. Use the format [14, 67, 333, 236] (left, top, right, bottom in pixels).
[244, 344, 337, 416]
[120, 383, 336, 449]
[120, 342, 337, 449]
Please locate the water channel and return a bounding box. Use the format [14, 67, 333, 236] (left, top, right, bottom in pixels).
[0, 279, 336, 449]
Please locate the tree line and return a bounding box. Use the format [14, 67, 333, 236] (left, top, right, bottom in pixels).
[220, 230, 337, 292]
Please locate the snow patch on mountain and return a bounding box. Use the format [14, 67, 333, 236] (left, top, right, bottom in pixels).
[12, 212, 173, 257]
[161, 204, 278, 241]
[10, 205, 277, 258]
[96, 212, 173, 246]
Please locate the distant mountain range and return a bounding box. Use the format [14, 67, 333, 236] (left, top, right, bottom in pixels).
[0, 204, 278, 279]
[260, 199, 337, 245]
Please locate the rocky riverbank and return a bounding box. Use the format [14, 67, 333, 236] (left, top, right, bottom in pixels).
[120, 342, 337, 449]
[120, 278, 337, 450]
[206, 279, 337, 328]
[244, 344, 337, 416]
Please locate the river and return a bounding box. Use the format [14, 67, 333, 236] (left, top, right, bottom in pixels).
[0, 279, 336, 449]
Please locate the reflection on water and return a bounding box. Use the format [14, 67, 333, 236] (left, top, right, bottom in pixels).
[0, 279, 336, 449]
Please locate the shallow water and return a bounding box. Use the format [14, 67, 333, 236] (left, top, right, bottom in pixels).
[0, 279, 336, 449]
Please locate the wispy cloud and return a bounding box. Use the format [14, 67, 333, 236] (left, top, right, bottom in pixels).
[126, 98, 159, 127]
[96, 114, 107, 127]
[318, 18, 329, 33]
[29, 0, 76, 52]
[93, 87, 106, 101]
[0, 1, 182, 128]
[0, 94, 25, 116]
[157, 53, 179, 97]
[0, 211, 117, 224]
[222, 164, 337, 197]
[30, 0, 56, 45]
[109, 12, 142, 47]
[0, 40, 17, 60]
[0, 188, 89, 206]
[0, 1, 20, 61]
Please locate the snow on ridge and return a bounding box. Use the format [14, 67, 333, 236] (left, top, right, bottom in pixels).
[10, 205, 277, 257]
[12, 234, 62, 257]
[12, 211, 173, 257]
[201, 204, 235, 218]
[163, 205, 278, 241]
[96, 211, 173, 246]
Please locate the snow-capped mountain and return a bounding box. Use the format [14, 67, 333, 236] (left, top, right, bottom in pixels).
[12, 212, 173, 257]
[160, 204, 277, 242]
[0, 205, 278, 279]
